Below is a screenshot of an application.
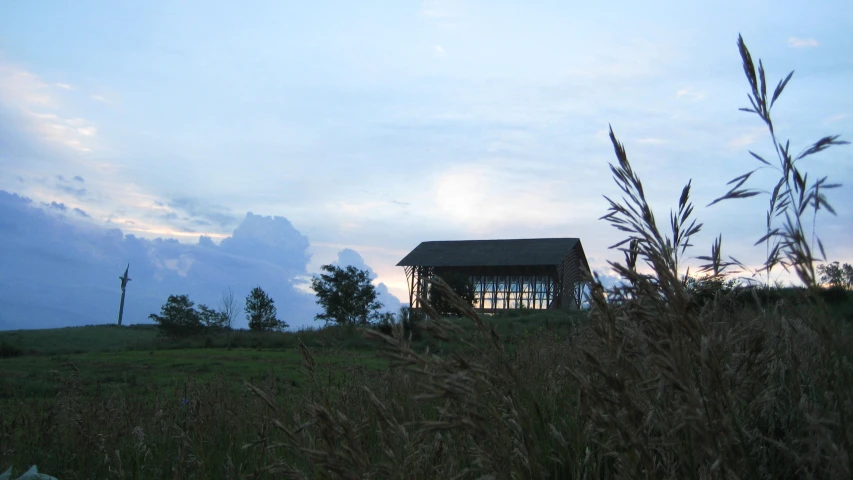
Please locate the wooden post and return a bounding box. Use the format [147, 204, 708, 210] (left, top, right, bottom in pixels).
[117, 264, 131, 326]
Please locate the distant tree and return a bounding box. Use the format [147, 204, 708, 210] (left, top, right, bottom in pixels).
[311, 264, 383, 326]
[817, 261, 853, 289]
[149, 294, 203, 337]
[220, 287, 238, 348]
[429, 272, 477, 317]
[245, 287, 287, 332]
[197, 303, 228, 330]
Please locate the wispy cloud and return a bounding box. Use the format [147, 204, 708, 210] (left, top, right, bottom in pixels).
[0, 61, 99, 153]
[824, 113, 848, 125]
[676, 88, 706, 101]
[727, 127, 766, 149]
[90, 94, 108, 102]
[788, 37, 819, 48]
[638, 138, 666, 145]
[420, 0, 462, 19]
[0, 63, 55, 107]
[433, 45, 445, 57]
[57, 184, 87, 197]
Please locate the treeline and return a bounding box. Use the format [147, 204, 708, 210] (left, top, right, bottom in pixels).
[148, 264, 481, 340]
[149, 286, 284, 337]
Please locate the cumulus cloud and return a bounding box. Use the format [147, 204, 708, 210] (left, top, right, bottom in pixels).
[0, 191, 322, 330]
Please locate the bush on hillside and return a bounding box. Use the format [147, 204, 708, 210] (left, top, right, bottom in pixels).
[0, 340, 23, 359]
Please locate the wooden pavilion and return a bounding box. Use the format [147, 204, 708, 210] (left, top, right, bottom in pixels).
[397, 238, 590, 313]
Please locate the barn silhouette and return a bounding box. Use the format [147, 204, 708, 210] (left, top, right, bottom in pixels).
[397, 238, 590, 313]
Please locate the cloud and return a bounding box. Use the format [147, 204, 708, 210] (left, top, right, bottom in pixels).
[219, 212, 311, 274]
[637, 138, 666, 145]
[676, 88, 706, 101]
[168, 197, 239, 228]
[77, 126, 97, 137]
[73, 176, 85, 182]
[73, 207, 90, 218]
[57, 184, 87, 197]
[726, 127, 766, 149]
[420, 0, 462, 19]
[788, 37, 819, 48]
[48, 201, 67, 211]
[433, 45, 445, 57]
[429, 164, 598, 231]
[824, 113, 848, 125]
[0, 190, 322, 330]
[0, 61, 99, 154]
[54, 83, 72, 90]
[90, 94, 108, 102]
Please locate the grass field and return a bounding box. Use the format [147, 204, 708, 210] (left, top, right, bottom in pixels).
[0, 345, 387, 399]
[0, 324, 160, 356]
[0, 310, 581, 398]
[0, 309, 590, 479]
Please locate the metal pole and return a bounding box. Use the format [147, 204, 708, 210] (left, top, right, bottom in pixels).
[118, 264, 131, 326]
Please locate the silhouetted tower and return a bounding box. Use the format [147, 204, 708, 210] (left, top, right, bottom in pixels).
[117, 264, 131, 326]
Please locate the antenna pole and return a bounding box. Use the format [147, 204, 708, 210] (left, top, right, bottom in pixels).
[117, 264, 131, 326]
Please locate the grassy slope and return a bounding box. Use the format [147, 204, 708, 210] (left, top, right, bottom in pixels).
[0, 310, 585, 399]
[0, 324, 159, 355]
[0, 347, 388, 398]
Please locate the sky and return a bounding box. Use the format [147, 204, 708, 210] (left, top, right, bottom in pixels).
[0, 0, 851, 330]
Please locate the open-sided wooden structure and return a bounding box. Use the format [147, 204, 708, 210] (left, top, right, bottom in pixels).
[397, 238, 590, 313]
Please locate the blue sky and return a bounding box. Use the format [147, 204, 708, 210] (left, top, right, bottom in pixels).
[0, 1, 851, 329]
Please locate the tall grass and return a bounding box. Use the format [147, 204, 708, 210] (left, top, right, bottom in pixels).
[2, 35, 851, 479]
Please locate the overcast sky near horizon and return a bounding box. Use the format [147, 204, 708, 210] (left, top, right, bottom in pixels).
[1, 0, 851, 328]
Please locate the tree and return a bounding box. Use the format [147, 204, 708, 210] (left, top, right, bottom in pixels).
[149, 294, 203, 337]
[428, 272, 477, 317]
[817, 261, 853, 289]
[245, 287, 286, 332]
[197, 303, 228, 330]
[311, 264, 383, 326]
[220, 287, 238, 349]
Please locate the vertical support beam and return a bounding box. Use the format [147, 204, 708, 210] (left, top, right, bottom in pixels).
[404, 266, 414, 307]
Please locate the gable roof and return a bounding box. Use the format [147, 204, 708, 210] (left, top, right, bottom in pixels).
[396, 238, 584, 268]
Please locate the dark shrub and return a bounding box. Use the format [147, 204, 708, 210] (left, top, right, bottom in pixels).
[820, 285, 849, 305]
[0, 340, 23, 358]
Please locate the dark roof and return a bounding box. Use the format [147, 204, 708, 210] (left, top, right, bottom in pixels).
[397, 238, 584, 267]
